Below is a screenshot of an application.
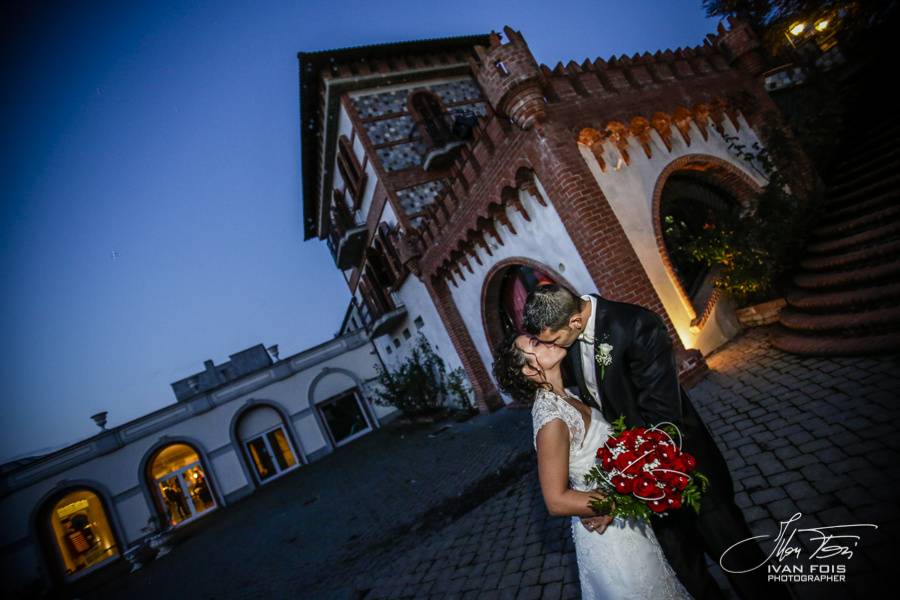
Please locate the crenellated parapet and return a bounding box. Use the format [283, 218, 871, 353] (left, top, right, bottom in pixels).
[412, 94, 752, 286]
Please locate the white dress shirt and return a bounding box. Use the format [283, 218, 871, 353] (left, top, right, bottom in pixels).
[578, 294, 602, 408]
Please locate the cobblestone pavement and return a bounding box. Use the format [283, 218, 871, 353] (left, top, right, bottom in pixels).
[312, 326, 899, 600]
[88, 326, 899, 599]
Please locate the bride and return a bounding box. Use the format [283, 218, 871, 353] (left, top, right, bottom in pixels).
[492, 332, 694, 600]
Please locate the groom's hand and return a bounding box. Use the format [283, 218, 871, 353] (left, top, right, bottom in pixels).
[580, 514, 613, 534]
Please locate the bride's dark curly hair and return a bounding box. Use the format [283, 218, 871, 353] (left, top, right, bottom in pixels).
[491, 331, 552, 404]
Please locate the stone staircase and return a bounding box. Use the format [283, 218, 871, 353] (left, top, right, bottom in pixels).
[769, 63, 900, 355]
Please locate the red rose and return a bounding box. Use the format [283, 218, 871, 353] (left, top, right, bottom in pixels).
[638, 440, 656, 455]
[682, 453, 696, 471]
[646, 430, 666, 442]
[667, 493, 683, 509]
[634, 477, 659, 498]
[612, 475, 633, 494]
[614, 451, 637, 472]
[601, 454, 614, 470]
[649, 499, 668, 513]
[657, 444, 676, 462]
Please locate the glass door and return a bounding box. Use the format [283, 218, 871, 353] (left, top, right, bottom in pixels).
[245, 425, 298, 483]
[155, 462, 215, 527]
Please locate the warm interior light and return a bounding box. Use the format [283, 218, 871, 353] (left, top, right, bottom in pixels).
[815, 19, 829, 31]
[789, 22, 807, 36]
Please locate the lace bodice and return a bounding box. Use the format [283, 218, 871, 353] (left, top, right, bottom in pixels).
[531, 388, 693, 599]
[532, 387, 615, 491]
[531, 387, 589, 451]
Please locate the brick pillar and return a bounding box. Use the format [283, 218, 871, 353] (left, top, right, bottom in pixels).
[425, 276, 504, 413]
[525, 122, 687, 354]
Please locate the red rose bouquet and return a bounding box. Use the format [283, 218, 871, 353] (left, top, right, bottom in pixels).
[584, 415, 710, 522]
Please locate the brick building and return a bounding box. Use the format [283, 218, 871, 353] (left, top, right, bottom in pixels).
[299, 20, 817, 413]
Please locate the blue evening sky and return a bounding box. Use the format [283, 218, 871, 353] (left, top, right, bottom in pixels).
[0, 0, 720, 461]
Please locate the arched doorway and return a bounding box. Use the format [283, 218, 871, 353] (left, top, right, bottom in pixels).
[147, 443, 217, 528]
[236, 405, 301, 484]
[659, 171, 743, 313]
[40, 488, 120, 580]
[481, 260, 568, 351]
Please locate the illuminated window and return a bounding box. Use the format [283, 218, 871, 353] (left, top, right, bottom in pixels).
[148, 444, 216, 527]
[46, 489, 119, 578]
[245, 426, 298, 483]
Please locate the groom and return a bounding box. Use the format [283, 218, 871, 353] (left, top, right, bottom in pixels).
[522, 284, 793, 600]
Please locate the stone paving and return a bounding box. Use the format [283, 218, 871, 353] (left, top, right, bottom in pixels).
[86, 325, 899, 600]
[84, 407, 534, 599]
[312, 326, 900, 600]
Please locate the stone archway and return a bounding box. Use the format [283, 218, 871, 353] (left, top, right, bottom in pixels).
[480, 258, 577, 353]
[652, 154, 764, 328]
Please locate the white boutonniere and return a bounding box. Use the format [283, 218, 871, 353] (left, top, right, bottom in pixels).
[594, 333, 613, 381]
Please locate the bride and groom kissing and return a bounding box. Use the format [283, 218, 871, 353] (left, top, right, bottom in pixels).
[491, 284, 795, 600]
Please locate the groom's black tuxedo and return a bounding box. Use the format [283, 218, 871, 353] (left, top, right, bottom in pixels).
[564, 294, 793, 600]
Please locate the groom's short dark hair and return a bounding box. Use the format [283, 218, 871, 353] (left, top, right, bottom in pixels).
[522, 284, 581, 334]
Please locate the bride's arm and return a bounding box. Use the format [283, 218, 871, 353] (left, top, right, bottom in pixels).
[535, 419, 611, 518]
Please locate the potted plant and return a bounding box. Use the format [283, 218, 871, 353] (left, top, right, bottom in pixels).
[141, 514, 175, 558]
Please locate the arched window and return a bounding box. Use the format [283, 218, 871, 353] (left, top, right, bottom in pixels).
[147, 443, 217, 528]
[410, 91, 452, 147]
[237, 405, 301, 484]
[42, 488, 119, 579]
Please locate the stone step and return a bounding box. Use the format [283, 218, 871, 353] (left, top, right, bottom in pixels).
[824, 172, 900, 208]
[792, 259, 900, 290]
[769, 326, 900, 356]
[811, 204, 900, 239]
[820, 190, 898, 224]
[778, 304, 900, 332]
[827, 152, 900, 196]
[799, 238, 900, 271]
[835, 117, 900, 150]
[785, 281, 900, 310]
[832, 132, 900, 173]
[807, 220, 900, 254]
[834, 120, 900, 155]
[828, 147, 900, 188]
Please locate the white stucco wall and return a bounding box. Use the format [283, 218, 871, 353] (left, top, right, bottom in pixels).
[0, 333, 388, 593]
[370, 202, 466, 380]
[578, 114, 768, 355]
[446, 178, 597, 403]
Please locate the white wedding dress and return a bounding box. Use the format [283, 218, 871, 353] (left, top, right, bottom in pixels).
[531, 387, 694, 600]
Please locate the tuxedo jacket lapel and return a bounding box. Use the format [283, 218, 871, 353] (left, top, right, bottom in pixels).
[587, 294, 620, 423]
[565, 342, 593, 408]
